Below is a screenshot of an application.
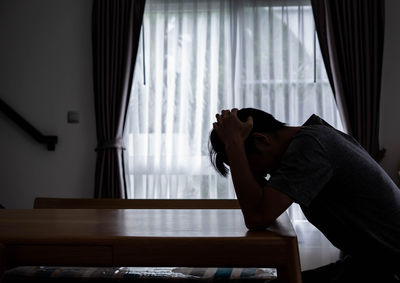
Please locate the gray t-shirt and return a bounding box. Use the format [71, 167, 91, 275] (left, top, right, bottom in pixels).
[268, 115, 400, 267]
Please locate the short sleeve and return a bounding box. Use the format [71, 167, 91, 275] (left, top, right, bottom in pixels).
[268, 133, 333, 207]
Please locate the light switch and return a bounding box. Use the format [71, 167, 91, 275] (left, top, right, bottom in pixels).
[67, 111, 80, 124]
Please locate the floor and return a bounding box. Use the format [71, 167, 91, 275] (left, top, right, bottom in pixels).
[293, 219, 341, 271]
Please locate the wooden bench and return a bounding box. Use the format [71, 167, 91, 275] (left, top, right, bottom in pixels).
[33, 197, 241, 209]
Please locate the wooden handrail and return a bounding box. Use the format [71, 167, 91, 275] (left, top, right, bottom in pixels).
[0, 97, 58, 151]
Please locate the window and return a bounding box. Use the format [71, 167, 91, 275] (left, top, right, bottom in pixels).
[125, 0, 342, 217]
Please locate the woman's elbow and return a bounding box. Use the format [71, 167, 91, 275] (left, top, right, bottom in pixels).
[244, 217, 273, 231]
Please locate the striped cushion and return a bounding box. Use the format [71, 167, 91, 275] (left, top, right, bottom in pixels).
[4, 266, 277, 282]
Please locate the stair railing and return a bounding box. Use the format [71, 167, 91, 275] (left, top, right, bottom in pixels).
[0, 97, 58, 151]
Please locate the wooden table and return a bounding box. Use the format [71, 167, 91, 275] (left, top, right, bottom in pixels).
[0, 209, 301, 282]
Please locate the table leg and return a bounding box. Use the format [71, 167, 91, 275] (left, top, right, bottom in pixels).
[0, 244, 5, 283]
[277, 265, 302, 283]
[277, 240, 302, 283]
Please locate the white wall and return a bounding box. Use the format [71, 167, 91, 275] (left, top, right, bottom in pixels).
[380, 0, 400, 187]
[0, 0, 96, 208]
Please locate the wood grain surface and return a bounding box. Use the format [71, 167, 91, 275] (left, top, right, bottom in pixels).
[0, 209, 301, 282]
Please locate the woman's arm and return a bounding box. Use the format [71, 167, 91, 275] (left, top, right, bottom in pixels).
[213, 109, 292, 229]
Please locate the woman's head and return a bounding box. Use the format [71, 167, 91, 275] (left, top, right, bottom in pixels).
[208, 108, 285, 177]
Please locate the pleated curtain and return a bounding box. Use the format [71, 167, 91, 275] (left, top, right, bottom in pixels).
[311, 0, 385, 161]
[92, 0, 146, 198]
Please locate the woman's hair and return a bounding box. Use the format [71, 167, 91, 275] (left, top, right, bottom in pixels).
[208, 108, 285, 177]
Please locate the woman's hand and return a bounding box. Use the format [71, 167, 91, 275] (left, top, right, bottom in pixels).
[213, 108, 253, 147]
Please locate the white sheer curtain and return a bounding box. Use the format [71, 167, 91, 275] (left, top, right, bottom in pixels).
[125, 0, 343, 220]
